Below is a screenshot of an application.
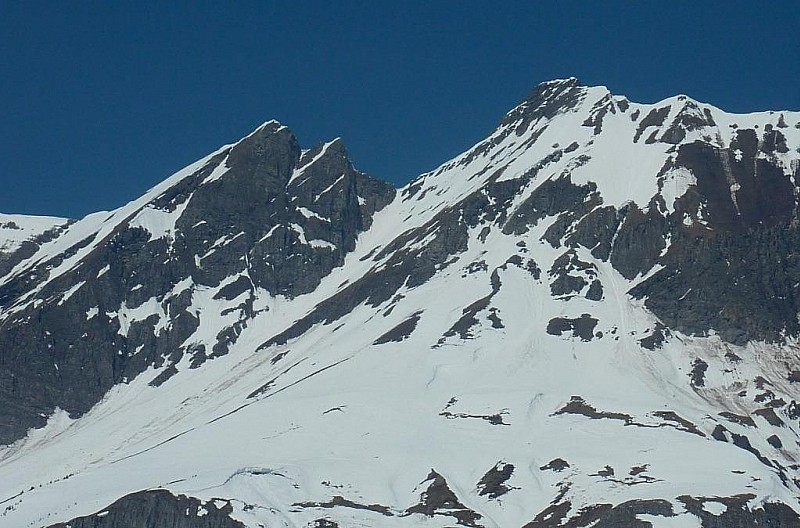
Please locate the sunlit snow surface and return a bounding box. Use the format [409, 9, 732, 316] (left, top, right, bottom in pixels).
[0, 214, 69, 255]
[2, 82, 800, 527]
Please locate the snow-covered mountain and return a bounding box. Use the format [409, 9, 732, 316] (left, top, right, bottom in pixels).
[2, 78, 800, 527]
[0, 214, 71, 278]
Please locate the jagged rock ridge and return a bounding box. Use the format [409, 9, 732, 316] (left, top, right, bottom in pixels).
[0, 121, 394, 444]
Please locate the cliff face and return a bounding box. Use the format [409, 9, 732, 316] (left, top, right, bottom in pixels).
[0, 122, 394, 445]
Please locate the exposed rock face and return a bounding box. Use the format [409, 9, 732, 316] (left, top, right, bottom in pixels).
[627, 132, 800, 343]
[632, 221, 800, 345]
[0, 122, 394, 444]
[46, 490, 244, 528]
[523, 496, 800, 528]
[406, 470, 482, 527]
[546, 314, 599, 341]
[476, 461, 515, 499]
[677, 494, 800, 528]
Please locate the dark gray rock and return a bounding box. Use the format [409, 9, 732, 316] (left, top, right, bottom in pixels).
[439, 397, 509, 426]
[522, 501, 574, 527]
[730, 432, 773, 467]
[476, 461, 515, 499]
[652, 410, 705, 436]
[373, 312, 422, 345]
[526, 495, 800, 528]
[591, 500, 675, 528]
[609, 200, 666, 280]
[439, 294, 493, 342]
[451, 79, 586, 171]
[487, 308, 504, 328]
[711, 424, 729, 442]
[549, 252, 598, 300]
[0, 123, 395, 445]
[628, 134, 800, 344]
[539, 458, 570, 472]
[546, 314, 599, 341]
[767, 434, 783, 449]
[264, 175, 525, 349]
[502, 78, 587, 137]
[677, 494, 800, 528]
[569, 206, 619, 261]
[690, 359, 708, 387]
[678, 134, 795, 230]
[406, 470, 482, 527]
[553, 396, 632, 422]
[503, 175, 600, 238]
[638, 323, 668, 350]
[633, 105, 671, 143]
[0, 220, 72, 279]
[719, 411, 755, 428]
[293, 495, 392, 517]
[754, 407, 786, 427]
[630, 223, 800, 345]
[46, 489, 244, 528]
[310, 520, 339, 528]
[582, 93, 617, 135]
[660, 101, 716, 144]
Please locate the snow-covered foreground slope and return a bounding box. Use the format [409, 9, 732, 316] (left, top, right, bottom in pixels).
[2, 79, 800, 527]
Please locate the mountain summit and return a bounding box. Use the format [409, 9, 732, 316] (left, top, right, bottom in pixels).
[2, 79, 800, 527]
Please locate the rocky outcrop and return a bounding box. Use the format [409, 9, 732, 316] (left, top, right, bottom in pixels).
[523, 495, 800, 528]
[0, 122, 394, 445]
[46, 490, 244, 528]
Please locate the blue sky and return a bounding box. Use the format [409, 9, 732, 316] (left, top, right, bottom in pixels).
[1, 2, 798, 218]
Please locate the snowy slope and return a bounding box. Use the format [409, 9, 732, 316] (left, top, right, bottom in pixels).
[2, 79, 800, 527]
[0, 214, 69, 254]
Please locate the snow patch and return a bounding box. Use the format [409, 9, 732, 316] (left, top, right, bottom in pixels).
[58, 281, 86, 305]
[128, 197, 192, 243]
[201, 153, 231, 185]
[297, 207, 328, 222]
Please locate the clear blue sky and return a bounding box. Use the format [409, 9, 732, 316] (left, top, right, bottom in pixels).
[2, 2, 798, 218]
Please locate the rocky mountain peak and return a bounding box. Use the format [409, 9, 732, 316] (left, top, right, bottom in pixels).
[2, 81, 800, 528]
[523, 76, 584, 106]
[500, 77, 591, 133]
[225, 120, 301, 189]
[0, 121, 394, 445]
